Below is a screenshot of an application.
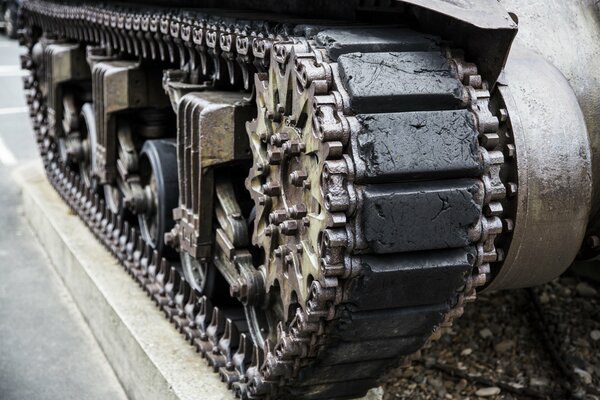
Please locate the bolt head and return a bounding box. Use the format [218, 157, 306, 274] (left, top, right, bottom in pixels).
[506, 182, 518, 197]
[268, 148, 283, 165]
[274, 247, 283, 258]
[289, 204, 307, 219]
[505, 144, 516, 159]
[262, 181, 281, 197]
[280, 220, 298, 236]
[270, 133, 289, 146]
[269, 209, 288, 225]
[498, 108, 509, 123]
[290, 171, 308, 187]
[283, 140, 305, 155]
[264, 224, 275, 237]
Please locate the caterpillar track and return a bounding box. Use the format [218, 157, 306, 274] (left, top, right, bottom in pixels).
[16, 1, 595, 399]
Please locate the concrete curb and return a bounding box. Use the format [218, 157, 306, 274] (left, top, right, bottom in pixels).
[15, 161, 234, 400]
[14, 161, 384, 400]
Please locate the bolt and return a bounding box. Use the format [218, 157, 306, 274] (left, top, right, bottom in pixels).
[269, 209, 288, 225]
[258, 195, 267, 206]
[498, 108, 509, 123]
[270, 133, 289, 146]
[506, 182, 518, 197]
[289, 204, 307, 219]
[503, 218, 514, 232]
[264, 224, 275, 237]
[324, 141, 343, 159]
[283, 140, 305, 156]
[482, 133, 499, 148]
[274, 246, 284, 258]
[302, 179, 311, 190]
[262, 181, 281, 197]
[483, 202, 503, 217]
[280, 220, 298, 236]
[290, 171, 308, 187]
[302, 217, 310, 227]
[268, 148, 283, 165]
[505, 144, 516, 159]
[239, 281, 249, 300]
[466, 74, 482, 88]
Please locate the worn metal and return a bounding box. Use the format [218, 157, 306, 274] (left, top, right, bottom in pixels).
[19, 2, 511, 398]
[498, 0, 600, 260]
[17, 0, 599, 399]
[170, 91, 253, 268]
[485, 47, 592, 290]
[39, 42, 90, 164]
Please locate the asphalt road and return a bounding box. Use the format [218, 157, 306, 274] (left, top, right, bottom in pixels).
[0, 35, 128, 400]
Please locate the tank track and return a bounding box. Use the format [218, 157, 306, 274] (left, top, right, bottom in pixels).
[19, 1, 510, 399]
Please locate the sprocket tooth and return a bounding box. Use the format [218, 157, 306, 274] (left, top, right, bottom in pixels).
[173, 277, 191, 329]
[192, 296, 213, 352]
[162, 266, 181, 317]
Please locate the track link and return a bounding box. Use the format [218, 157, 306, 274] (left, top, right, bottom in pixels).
[19, 1, 511, 399]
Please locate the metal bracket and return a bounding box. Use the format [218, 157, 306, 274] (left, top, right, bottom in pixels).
[91, 60, 168, 184]
[44, 42, 89, 139]
[173, 91, 254, 260]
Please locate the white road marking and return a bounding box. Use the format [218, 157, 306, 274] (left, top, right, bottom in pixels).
[0, 136, 17, 166]
[0, 106, 28, 116]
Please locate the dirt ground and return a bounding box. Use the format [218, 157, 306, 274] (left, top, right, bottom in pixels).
[384, 273, 600, 400]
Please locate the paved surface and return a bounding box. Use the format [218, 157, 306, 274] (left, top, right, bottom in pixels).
[0, 35, 128, 400]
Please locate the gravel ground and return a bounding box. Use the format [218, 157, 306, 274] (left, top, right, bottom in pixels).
[383, 274, 600, 400]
